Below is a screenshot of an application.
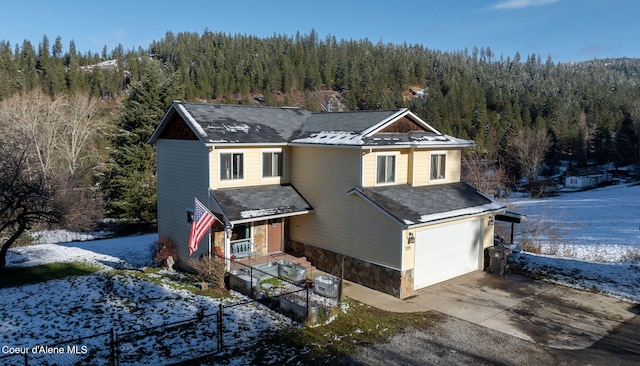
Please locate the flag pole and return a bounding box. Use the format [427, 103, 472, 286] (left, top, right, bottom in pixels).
[207, 194, 212, 259]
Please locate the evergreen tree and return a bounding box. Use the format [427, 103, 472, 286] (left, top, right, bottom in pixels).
[101, 58, 183, 224]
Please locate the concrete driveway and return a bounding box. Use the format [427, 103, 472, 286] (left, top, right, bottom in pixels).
[409, 271, 639, 350]
[344, 271, 640, 351]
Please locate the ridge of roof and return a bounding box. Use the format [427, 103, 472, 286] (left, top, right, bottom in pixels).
[150, 102, 473, 148]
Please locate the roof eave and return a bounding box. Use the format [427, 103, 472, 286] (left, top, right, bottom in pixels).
[229, 209, 313, 225]
[406, 203, 506, 229]
[148, 101, 208, 145]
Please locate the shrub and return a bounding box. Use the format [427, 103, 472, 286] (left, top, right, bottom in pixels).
[620, 247, 640, 262]
[153, 236, 177, 267]
[190, 256, 226, 288]
[519, 238, 541, 254]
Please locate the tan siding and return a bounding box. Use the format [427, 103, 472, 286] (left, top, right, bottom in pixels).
[412, 148, 462, 186]
[362, 148, 410, 187]
[156, 139, 211, 266]
[290, 146, 403, 269]
[209, 146, 289, 189]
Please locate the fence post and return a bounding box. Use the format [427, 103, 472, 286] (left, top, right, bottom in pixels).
[306, 286, 310, 322]
[217, 303, 224, 351]
[110, 328, 116, 366]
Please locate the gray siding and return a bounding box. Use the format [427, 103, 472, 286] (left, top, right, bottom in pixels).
[156, 139, 211, 267]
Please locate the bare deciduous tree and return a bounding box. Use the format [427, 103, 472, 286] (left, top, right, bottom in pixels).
[510, 128, 552, 195]
[0, 90, 108, 179]
[58, 93, 106, 176]
[0, 90, 61, 177]
[462, 149, 509, 198]
[0, 141, 64, 274]
[0, 90, 109, 233]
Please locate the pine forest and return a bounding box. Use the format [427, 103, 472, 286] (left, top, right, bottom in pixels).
[1, 29, 639, 228]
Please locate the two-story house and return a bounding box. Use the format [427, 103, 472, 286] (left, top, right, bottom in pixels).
[149, 101, 506, 299]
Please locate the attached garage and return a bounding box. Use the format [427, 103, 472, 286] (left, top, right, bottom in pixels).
[414, 219, 483, 290]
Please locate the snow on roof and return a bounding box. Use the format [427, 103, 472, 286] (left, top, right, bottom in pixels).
[291, 131, 364, 145]
[418, 200, 505, 224]
[177, 103, 208, 138]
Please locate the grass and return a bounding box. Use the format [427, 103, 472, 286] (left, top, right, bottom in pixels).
[0, 262, 100, 288]
[232, 298, 443, 365]
[129, 266, 230, 299]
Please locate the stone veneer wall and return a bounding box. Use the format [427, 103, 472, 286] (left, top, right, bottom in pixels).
[288, 240, 413, 298]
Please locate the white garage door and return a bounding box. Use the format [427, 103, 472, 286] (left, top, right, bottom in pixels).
[414, 219, 483, 290]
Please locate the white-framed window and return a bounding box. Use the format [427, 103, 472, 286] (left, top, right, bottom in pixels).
[220, 151, 244, 181]
[262, 150, 283, 178]
[376, 153, 397, 184]
[430, 152, 447, 180]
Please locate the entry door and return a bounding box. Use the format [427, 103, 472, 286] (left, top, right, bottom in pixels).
[267, 218, 283, 253]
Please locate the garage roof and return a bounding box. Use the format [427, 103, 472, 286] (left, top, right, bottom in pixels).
[349, 182, 506, 228]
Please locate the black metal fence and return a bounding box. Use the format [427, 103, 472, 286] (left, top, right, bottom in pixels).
[0, 302, 249, 365]
[0, 274, 318, 365]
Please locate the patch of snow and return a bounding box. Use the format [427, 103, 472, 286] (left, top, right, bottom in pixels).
[418, 201, 505, 224]
[178, 103, 207, 137]
[508, 183, 640, 256]
[292, 131, 363, 145]
[7, 233, 157, 269]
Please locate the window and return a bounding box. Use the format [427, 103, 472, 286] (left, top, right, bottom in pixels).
[231, 223, 251, 242]
[430, 153, 446, 180]
[376, 154, 396, 184]
[220, 152, 244, 180]
[262, 151, 283, 178]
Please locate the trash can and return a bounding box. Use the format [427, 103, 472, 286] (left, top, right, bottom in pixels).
[487, 246, 511, 275]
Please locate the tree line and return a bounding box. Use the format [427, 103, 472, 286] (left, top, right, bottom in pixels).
[0, 30, 639, 258]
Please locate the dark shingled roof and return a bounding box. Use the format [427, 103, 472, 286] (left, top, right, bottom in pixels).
[353, 182, 505, 226]
[211, 184, 313, 222]
[296, 110, 401, 138]
[179, 102, 310, 144]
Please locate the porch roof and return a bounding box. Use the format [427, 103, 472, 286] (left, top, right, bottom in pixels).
[210, 184, 313, 224]
[349, 182, 506, 228]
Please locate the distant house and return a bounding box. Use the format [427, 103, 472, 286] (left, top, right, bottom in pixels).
[149, 102, 506, 299]
[565, 169, 612, 190]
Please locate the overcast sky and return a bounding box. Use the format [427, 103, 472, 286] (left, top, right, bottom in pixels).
[2, 0, 638, 63]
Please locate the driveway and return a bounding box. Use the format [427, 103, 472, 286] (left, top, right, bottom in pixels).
[343, 271, 640, 364]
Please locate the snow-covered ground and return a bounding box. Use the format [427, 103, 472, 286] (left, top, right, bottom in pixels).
[1, 183, 639, 364]
[508, 183, 640, 260]
[2, 233, 295, 365]
[506, 183, 640, 303]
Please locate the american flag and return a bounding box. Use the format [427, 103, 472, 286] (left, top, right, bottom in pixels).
[188, 198, 217, 255]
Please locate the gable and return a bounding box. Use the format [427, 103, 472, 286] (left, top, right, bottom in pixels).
[378, 116, 426, 133]
[158, 113, 199, 140]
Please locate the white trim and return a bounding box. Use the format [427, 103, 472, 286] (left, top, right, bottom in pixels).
[361, 109, 442, 137]
[360, 109, 408, 136]
[374, 152, 398, 186]
[229, 210, 312, 225]
[260, 148, 284, 180]
[218, 149, 246, 182]
[206, 142, 288, 148]
[429, 151, 448, 182]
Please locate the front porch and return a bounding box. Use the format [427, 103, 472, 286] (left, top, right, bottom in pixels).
[229, 251, 316, 276]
